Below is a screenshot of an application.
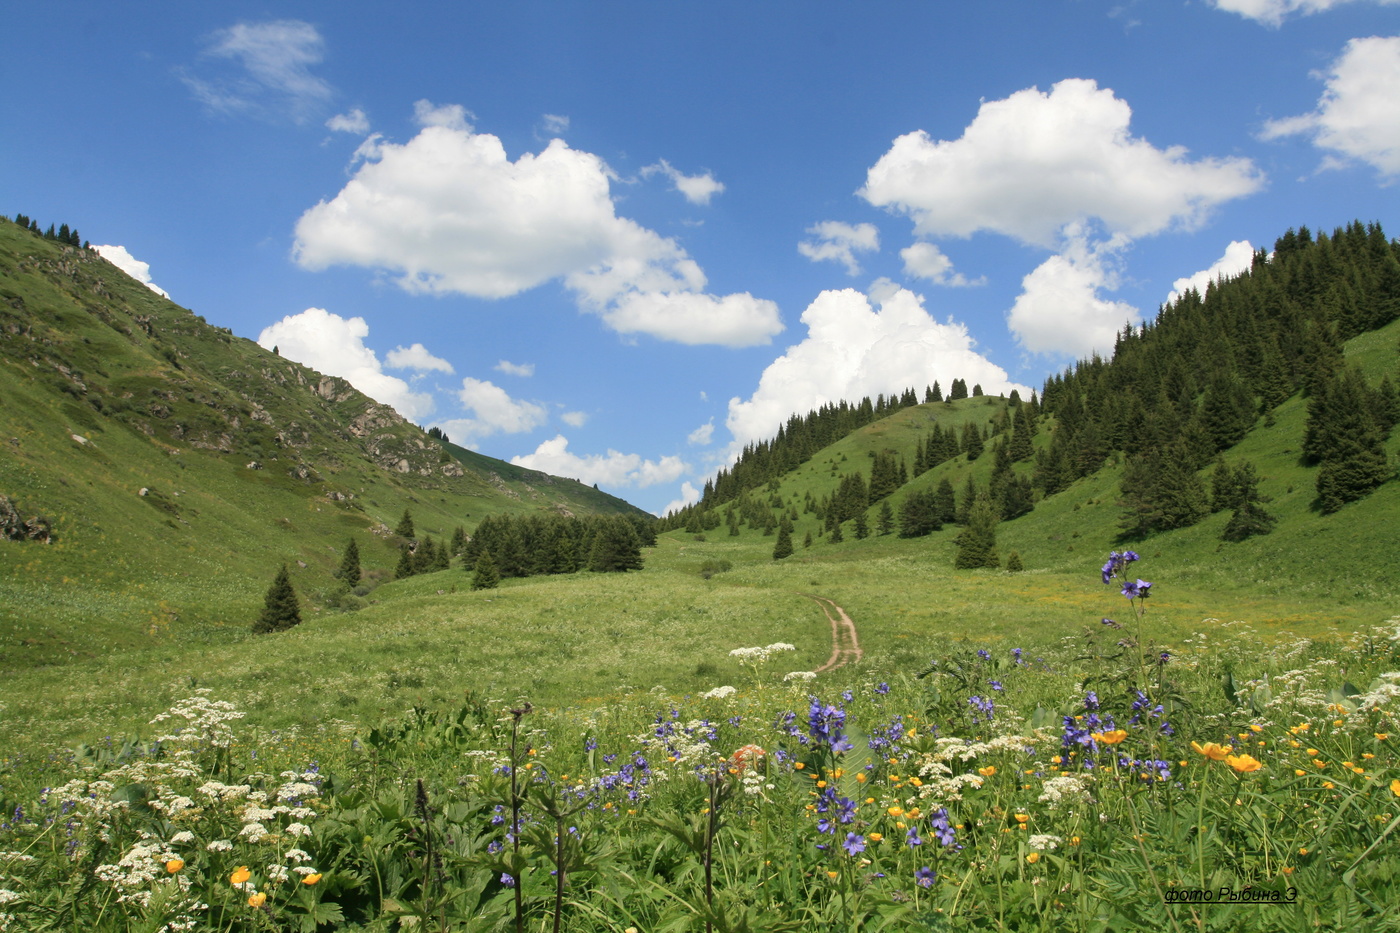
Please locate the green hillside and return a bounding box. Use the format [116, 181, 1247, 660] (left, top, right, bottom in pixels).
[663, 221, 1400, 609]
[0, 217, 645, 669]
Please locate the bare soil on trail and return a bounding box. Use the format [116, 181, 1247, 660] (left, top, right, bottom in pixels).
[805, 595, 863, 673]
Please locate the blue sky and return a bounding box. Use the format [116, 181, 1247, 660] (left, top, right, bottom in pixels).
[5, 1, 1398, 514]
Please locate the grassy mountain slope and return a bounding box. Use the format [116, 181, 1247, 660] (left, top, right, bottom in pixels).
[0, 217, 644, 668]
[711, 316, 1400, 599]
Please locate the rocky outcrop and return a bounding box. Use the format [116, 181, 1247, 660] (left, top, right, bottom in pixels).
[0, 495, 52, 544]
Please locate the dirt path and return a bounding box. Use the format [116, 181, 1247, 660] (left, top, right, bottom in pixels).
[804, 594, 863, 673]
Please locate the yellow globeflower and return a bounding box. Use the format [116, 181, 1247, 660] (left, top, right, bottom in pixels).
[248, 892, 267, 907]
[230, 866, 252, 885]
[1191, 741, 1229, 761]
[978, 766, 997, 777]
[1026, 852, 1041, 864]
[1390, 778, 1400, 798]
[1014, 813, 1030, 824]
[303, 873, 322, 885]
[1093, 730, 1128, 745]
[1225, 754, 1263, 773]
[165, 858, 184, 874]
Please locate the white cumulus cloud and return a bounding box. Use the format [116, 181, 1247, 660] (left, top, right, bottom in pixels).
[385, 343, 454, 373]
[861, 78, 1264, 248]
[798, 221, 880, 275]
[94, 244, 168, 298]
[294, 102, 779, 346]
[641, 159, 726, 205]
[257, 308, 434, 420]
[561, 410, 588, 427]
[1006, 231, 1140, 359]
[900, 242, 984, 287]
[1261, 36, 1400, 179]
[660, 481, 702, 517]
[541, 113, 570, 135]
[688, 420, 715, 446]
[443, 377, 547, 443]
[1165, 240, 1257, 306]
[1210, 0, 1397, 26]
[326, 108, 370, 134]
[726, 284, 1030, 450]
[511, 435, 687, 488]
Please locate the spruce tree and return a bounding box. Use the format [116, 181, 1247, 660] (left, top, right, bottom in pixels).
[1118, 442, 1209, 537]
[415, 536, 438, 573]
[854, 511, 870, 539]
[253, 565, 301, 633]
[954, 493, 1000, 570]
[394, 509, 415, 538]
[773, 520, 794, 559]
[394, 544, 416, 579]
[431, 538, 451, 572]
[934, 479, 957, 524]
[450, 525, 467, 556]
[876, 500, 894, 535]
[336, 538, 361, 587]
[472, 550, 501, 590]
[1005, 551, 1024, 572]
[829, 521, 844, 543]
[1222, 463, 1277, 541]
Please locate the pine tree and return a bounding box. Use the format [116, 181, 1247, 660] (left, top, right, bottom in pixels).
[829, 521, 844, 543]
[1009, 409, 1034, 462]
[394, 509, 415, 538]
[395, 544, 416, 579]
[961, 423, 984, 460]
[803, 529, 813, 548]
[588, 517, 644, 572]
[854, 511, 870, 539]
[431, 538, 451, 571]
[1222, 462, 1277, 541]
[414, 536, 438, 573]
[934, 479, 957, 525]
[954, 494, 1000, 570]
[773, 521, 795, 559]
[1005, 551, 1024, 572]
[1305, 367, 1392, 512]
[253, 565, 301, 633]
[336, 538, 361, 587]
[949, 378, 968, 401]
[450, 525, 468, 556]
[1118, 442, 1209, 537]
[472, 550, 501, 590]
[876, 500, 894, 535]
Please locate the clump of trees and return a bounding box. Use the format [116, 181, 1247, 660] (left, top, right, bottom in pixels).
[10, 213, 87, 248]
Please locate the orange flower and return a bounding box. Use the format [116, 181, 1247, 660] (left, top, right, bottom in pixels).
[1093, 729, 1128, 745]
[247, 892, 267, 907]
[302, 873, 322, 885]
[230, 866, 252, 885]
[978, 766, 997, 777]
[1014, 813, 1030, 824]
[1026, 852, 1040, 864]
[1390, 779, 1400, 798]
[1191, 741, 1229, 761]
[1225, 754, 1263, 773]
[165, 858, 184, 873]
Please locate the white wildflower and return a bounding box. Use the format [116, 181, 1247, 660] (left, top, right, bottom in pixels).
[701, 686, 737, 700]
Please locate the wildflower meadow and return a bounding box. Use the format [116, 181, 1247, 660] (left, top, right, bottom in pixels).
[3, 554, 1400, 931]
